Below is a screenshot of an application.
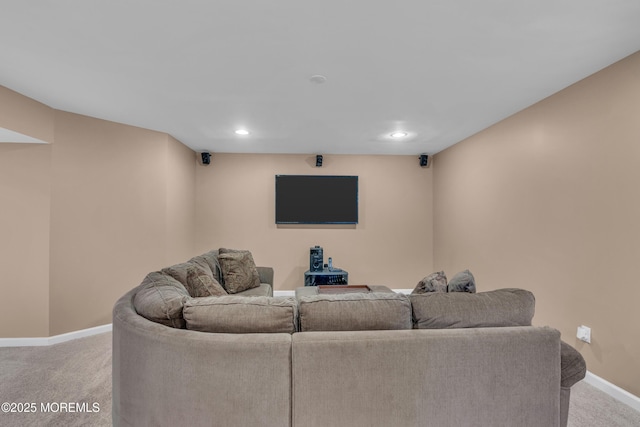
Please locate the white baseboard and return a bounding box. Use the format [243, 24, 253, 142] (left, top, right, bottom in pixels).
[584, 371, 640, 413]
[0, 324, 112, 347]
[274, 290, 295, 297]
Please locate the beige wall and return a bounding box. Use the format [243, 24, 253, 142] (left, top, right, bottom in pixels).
[0, 143, 51, 337]
[0, 86, 54, 143]
[195, 153, 433, 290]
[164, 135, 197, 263]
[48, 112, 197, 335]
[1, 86, 197, 337]
[433, 52, 640, 396]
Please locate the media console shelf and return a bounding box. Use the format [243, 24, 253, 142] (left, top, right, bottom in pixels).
[304, 268, 348, 286]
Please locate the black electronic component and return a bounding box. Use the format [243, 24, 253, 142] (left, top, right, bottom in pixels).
[304, 268, 348, 286]
[309, 245, 324, 272]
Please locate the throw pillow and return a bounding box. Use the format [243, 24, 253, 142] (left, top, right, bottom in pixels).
[217, 248, 261, 294]
[133, 271, 190, 328]
[410, 288, 535, 329]
[161, 261, 192, 285]
[188, 255, 215, 278]
[185, 264, 227, 297]
[183, 296, 298, 334]
[447, 269, 476, 293]
[162, 261, 227, 297]
[412, 271, 447, 294]
[190, 250, 223, 283]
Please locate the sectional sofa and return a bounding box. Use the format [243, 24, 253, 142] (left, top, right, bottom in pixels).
[112, 249, 586, 427]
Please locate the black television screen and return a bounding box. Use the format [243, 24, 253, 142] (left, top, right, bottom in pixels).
[275, 175, 358, 224]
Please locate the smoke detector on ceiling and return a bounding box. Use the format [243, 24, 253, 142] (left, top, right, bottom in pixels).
[309, 75, 327, 84]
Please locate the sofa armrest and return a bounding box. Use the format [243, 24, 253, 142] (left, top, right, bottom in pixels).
[561, 340, 587, 388]
[257, 266, 274, 286]
[113, 287, 292, 427]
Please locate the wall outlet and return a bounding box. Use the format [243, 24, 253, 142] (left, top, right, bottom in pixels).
[577, 325, 591, 343]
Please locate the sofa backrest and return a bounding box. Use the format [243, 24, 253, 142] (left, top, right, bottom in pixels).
[291, 326, 561, 427]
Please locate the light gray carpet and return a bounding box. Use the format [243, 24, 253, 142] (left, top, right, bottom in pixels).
[1, 331, 639, 426]
[0, 332, 111, 427]
[568, 381, 640, 427]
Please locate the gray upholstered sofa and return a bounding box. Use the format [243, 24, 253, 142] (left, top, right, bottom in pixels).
[113, 253, 586, 427]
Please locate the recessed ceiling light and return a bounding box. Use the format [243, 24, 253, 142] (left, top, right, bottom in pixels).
[234, 129, 250, 136]
[390, 131, 408, 138]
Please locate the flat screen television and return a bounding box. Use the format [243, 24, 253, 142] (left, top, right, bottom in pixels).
[275, 175, 358, 224]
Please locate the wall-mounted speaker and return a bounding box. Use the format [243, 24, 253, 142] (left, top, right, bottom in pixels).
[419, 154, 429, 168]
[201, 152, 211, 165]
[316, 154, 323, 167]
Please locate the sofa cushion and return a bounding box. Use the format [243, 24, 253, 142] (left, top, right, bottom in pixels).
[412, 271, 447, 294]
[133, 271, 190, 328]
[162, 261, 227, 297]
[183, 296, 298, 333]
[410, 288, 535, 329]
[218, 248, 261, 294]
[298, 292, 412, 332]
[447, 269, 476, 293]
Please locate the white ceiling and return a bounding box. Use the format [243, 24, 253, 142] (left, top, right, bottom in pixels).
[1, 1, 639, 155]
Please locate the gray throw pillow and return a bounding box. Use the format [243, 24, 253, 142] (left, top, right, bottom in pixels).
[188, 254, 215, 278]
[184, 264, 227, 297]
[162, 261, 227, 297]
[412, 271, 447, 294]
[161, 261, 193, 286]
[190, 250, 223, 283]
[218, 248, 261, 294]
[410, 288, 535, 329]
[447, 269, 476, 293]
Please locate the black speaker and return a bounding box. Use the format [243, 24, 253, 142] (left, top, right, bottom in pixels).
[419, 154, 429, 167]
[201, 152, 211, 165]
[310, 245, 324, 272]
[316, 154, 323, 167]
